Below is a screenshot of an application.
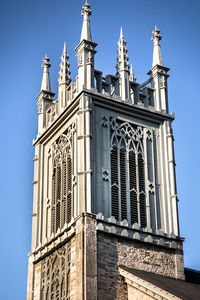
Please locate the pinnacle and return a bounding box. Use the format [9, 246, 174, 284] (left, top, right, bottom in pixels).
[120, 26, 124, 39]
[63, 42, 67, 54]
[41, 55, 51, 92]
[81, 0, 92, 41]
[152, 26, 163, 67]
[58, 43, 71, 85]
[116, 27, 129, 74]
[130, 64, 133, 75]
[130, 64, 136, 82]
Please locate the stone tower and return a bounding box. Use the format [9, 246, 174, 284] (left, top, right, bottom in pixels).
[27, 2, 185, 300]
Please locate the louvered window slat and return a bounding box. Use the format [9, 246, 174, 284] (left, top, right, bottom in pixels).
[51, 135, 73, 234]
[110, 122, 147, 228]
[63, 161, 67, 197]
[120, 148, 127, 221]
[62, 160, 67, 227]
[111, 146, 119, 220]
[57, 165, 61, 200]
[51, 172, 56, 233]
[52, 207, 55, 234]
[56, 201, 61, 231]
[129, 151, 138, 224]
[67, 156, 72, 223]
[138, 153, 146, 228]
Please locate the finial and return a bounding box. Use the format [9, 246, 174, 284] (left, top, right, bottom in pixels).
[151, 25, 163, 67]
[130, 64, 136, 82]
[152, 26, 162, 44]
[63, 42, 67, 54]
[81, 1, 91, 17]
[120, 26, 124, 39]
[80, 1, 92, 41]
[41, 55, 51, 92]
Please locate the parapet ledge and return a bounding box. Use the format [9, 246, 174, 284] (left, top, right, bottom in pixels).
[31, 219, 76, 263]
[96, 213, 182, 250]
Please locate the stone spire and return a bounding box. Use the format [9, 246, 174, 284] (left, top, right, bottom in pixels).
[129, 64, 136, 82]
[80, 1, 92, 42]
[151, 26, 163, 67]
[58, 42, 71, 86]
[116, 27, 130, 100]
[41, 55, 51, 92]
[116, 26, 129, 74]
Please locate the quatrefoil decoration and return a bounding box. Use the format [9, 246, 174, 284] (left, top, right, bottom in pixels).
[100, 116, 108, 127]
[149, 182, 155, 194]
[146, 130, 152, 141]
[102, 168, 109, 181]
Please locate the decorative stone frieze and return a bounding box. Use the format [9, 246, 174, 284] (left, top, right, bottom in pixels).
[96, 214, 181, 250]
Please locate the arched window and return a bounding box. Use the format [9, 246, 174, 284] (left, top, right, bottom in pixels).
[51, 134, 73, 234]
[110, 121, 146, 228]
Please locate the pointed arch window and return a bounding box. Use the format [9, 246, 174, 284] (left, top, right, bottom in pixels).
[110, 121, 147, 228]
[51, 134, 73, 234]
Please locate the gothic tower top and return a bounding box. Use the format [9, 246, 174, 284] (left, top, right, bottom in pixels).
[27, 1, 184, 300]
[27, 3, 185, 300]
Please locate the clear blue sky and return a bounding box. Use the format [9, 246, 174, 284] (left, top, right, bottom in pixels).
[1, 0, 200, 299]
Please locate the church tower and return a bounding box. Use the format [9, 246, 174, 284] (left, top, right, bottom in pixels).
[27, 3, 185, 300]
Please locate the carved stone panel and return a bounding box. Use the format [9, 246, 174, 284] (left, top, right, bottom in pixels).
[40, 244, 71, 300]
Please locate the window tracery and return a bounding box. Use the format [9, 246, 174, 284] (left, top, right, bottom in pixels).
[41, 245, 71, 300]
[110, 119, 147, 227]
[51, 125, 75, 234]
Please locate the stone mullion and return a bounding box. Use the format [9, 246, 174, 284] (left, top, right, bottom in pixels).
[36, 144, 41, 248]
[126, 147, 131, 224]
[101, 117, 110, 216]
[85, 100, 92, 213]
[55, 164, 58, 233]
[72, 133, 74, 221]
[32, 146, 39, 250]
[65, 246, 69, 299]
[73, 121, 78, 218]
[158, 126, 168, 233]
[167, 122, 179, 236]
[107, 125, 112, 218]
[77, 106, 85, 214]
[136, 152, 141, 226]
[118, 145, 121, 221]
[66, 154, 69, 224]
[61, 158, 64, 229]
[163, 121, 172, 234]
[38, 144, 44, 248]
[45, 153, 50, 241]
[151, 130, 158, 231]
[143, 129, 151, 229]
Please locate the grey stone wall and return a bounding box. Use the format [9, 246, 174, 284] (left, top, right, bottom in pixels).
[97, 231, 184, 300]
